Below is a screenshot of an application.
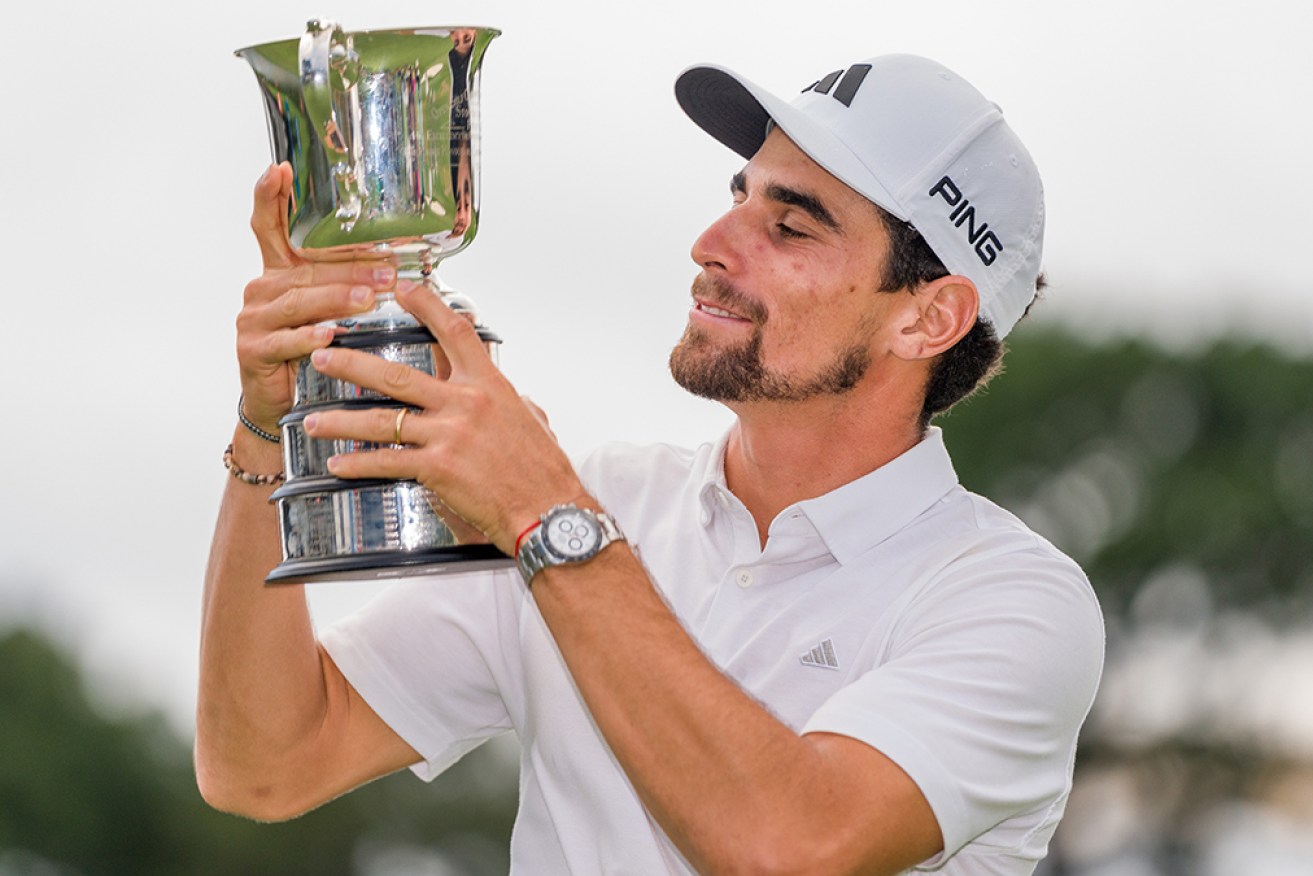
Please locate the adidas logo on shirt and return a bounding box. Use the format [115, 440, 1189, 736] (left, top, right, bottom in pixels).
[799, 638, 840, 671]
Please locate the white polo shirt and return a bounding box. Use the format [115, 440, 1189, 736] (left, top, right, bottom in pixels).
[320, 428, 1104, 874]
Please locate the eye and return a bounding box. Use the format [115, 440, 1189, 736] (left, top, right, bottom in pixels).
[776, 222, 809, 240]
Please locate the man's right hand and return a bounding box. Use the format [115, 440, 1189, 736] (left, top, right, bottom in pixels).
[234, 162, 397, 435]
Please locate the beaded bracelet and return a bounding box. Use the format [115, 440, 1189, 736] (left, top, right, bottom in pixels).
[238, 395, 281, 444]
[223, 443, 285, 486]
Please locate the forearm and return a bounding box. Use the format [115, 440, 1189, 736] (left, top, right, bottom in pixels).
[195, 426, 328, 814]
[531, 546, 902, 874]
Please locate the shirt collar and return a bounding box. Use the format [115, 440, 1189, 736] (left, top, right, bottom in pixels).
[697, 427, 961, 565]
[695, 429, 736, 519]
[799, 428, 960, 563]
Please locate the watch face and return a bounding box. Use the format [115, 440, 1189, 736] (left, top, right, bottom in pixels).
[544, 508, 602, 559]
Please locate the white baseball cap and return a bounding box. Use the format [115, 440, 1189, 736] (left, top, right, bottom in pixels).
[674, 54, 1045, 338]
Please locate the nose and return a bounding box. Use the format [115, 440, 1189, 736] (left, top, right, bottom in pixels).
[690, 207, 740, 274]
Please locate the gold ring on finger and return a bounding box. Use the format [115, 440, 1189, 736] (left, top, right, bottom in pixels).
[393, 407, 409, 445]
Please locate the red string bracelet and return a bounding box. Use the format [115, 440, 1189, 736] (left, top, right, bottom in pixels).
[514, 520, 542, 555]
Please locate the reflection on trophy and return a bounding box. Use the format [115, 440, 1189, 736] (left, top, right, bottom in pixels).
[236, 20, 509, 583]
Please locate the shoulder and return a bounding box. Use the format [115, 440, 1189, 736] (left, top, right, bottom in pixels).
[892, 485, 1105, 696]
[870, 482, 1105, 675]
[910, 485, 1091, 587]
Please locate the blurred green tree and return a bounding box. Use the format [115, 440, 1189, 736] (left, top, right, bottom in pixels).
[0, 628, 517, 876]
[942, 329, 1313, 621]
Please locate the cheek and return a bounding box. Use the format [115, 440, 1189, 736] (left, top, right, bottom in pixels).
[760, 285, 831, 355]
[776, 281, 881, 352]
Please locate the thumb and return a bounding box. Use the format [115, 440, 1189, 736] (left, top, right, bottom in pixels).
[250, 162, 298, 269]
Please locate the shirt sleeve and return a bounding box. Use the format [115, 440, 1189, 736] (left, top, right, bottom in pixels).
[319, 567, 526, 781]
[802, 549, 1105, 863]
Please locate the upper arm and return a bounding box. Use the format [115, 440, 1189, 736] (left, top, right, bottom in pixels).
[195, 644, 422, 823]
[799, 730, 944, 875]
[309, 646, 425, 807]
[217, 568, 522, 822]
[314, 573, 520, 783]
[219, 647, 423, 822]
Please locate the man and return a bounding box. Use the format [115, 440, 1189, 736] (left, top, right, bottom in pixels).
[198, 53, 1104, 875]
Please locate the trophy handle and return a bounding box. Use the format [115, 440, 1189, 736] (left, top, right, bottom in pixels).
[300, 19, 364, 231]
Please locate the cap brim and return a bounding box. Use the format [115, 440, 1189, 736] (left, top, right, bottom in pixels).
[675, 64, 906, 220]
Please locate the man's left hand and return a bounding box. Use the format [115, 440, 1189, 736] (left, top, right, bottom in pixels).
[302, 280, 586, 554]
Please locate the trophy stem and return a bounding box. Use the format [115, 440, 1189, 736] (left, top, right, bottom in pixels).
[328, 254, 488, 339]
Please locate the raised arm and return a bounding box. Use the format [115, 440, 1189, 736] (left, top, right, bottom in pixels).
[195, 164, 420, 821]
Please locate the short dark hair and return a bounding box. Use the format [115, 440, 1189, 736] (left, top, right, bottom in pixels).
[873, 206, 1039, 428]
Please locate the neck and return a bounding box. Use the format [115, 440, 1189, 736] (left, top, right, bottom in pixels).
[723, 382, 926, 546]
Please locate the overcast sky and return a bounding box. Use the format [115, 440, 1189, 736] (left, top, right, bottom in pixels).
[1, 0, 1308, 730]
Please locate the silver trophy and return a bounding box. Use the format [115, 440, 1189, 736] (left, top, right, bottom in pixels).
[237, 20, 510, 583]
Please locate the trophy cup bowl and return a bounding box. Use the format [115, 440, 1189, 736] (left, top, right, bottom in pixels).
[237, 20, 511, 583]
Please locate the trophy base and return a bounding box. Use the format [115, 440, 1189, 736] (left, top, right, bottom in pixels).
[270, 477, 509, 585]
[265, 545, 513, 585]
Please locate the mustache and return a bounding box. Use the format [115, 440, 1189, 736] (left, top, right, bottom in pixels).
[691, 274, 768, 325]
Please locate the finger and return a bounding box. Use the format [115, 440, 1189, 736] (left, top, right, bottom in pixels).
[241, 323, 337, 372]
[251, 163, 298, 269]
[244, 260, 397, 309]
[302, 409, 428, 470]
[323, 444, 416, 482]
[308, 347, 441, 409]
[395, 282, 497, 376]
[240, 282, 376, 336]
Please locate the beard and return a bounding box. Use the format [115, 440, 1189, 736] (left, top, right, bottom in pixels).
[668, 275, 872, 403]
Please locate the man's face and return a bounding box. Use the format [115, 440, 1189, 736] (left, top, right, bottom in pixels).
[451, 29, 476, 56]
[452, 141, 473, 236]
[669, 129, 900, 404]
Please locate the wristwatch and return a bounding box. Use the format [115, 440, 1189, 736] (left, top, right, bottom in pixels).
[516, 504, 626, 584]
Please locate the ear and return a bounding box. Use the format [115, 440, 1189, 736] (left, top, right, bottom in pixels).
[890, 276, 980, 361]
